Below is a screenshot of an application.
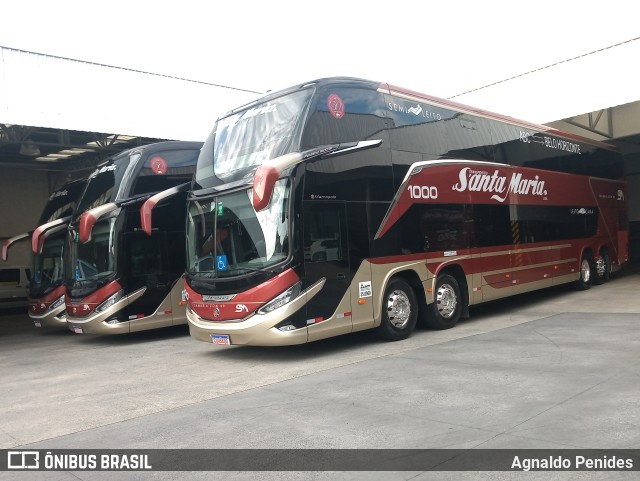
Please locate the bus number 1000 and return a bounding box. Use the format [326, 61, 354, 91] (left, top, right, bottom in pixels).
[408, 185, 438, 199]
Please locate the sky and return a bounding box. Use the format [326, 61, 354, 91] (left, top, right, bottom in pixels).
[1, 0, 639, 137]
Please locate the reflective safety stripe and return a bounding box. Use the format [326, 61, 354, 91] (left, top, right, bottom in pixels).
[306, 312, 351, 324]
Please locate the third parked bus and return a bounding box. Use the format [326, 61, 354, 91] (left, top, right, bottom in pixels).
[2, 179, 86, 326]
[148, 77, 627, 346]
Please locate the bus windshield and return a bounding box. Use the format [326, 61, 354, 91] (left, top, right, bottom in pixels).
[40, 188, 81, 224]
[197, 89, 312, 184]
[73, 158, 131, 220]
[65, 218, 117, 295]
[187, 179, 290, 278]
[30, 234, 65, 296]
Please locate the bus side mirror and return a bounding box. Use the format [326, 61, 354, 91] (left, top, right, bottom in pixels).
[140, 183, 190, 235]
[253, 165, 279, 212]
[79, 203, 118, 243]
[2, 233, 30, 262]
[140, 198, 158, 236]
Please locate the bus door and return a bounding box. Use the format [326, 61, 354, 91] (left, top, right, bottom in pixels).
[124, 231, 174, 332]
[303, 202, 352, 342]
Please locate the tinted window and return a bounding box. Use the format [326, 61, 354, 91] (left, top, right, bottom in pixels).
[303, 203, 346, 263]
[492, 123, 529, 166]
[384, 94, 454, 156]
[390, 204, 470, 253]
[498, 129, 623, 180]
[131, 149, 198, 196]
[516, 205, 598, 242]
[470, 204, 513, 247]
[0, 269, 20, 284]
[303, 147, 394, 202]
[126, 232, 165, 283]
[445, 114, 495, 161]
[40, 181, 85, 224]
[302, 87, 389, 149]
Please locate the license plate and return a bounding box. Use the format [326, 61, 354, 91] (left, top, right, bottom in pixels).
[73, 326, 83, 334]
[211, 334, 230, 345]
[33, 321, 42, 328]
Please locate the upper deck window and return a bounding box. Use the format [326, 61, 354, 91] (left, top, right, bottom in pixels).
[130, 148, 198, 196]
[209, 89, 313, 181]
[301, 87, 389, 149]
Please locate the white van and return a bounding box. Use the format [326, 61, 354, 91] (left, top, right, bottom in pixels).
[0, 266, 31, 309]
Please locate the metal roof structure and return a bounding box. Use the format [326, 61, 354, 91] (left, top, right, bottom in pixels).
[1, 42, 640, 178]
[0, 46, 261, 177]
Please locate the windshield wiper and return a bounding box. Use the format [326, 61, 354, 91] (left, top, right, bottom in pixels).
[118, 193, 155, 207]
[196, 272, 218, 278]
[227, 266, 276, 275]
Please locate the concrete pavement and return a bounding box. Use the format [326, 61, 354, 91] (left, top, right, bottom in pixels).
[1, 266, 639, 480]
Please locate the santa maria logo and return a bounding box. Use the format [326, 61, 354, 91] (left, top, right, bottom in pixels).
[452, 167, 547, 202]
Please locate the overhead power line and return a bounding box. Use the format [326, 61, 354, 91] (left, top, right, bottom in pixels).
[0, 45, 263, 95]
[449, 36, 640, 99]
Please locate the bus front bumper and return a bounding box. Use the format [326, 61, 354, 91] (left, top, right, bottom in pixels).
[29, 305, 67, 328]
[186, 297, 309, 347]
[66, 288, 142, 335]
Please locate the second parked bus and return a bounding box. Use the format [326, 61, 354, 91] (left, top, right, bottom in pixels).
[65, 141, 202, 334]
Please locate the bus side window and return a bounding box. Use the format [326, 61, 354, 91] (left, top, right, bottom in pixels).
[303, 204, 346, 264]
[472, 204, 512, 247]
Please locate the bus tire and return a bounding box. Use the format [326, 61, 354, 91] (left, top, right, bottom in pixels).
[426, 274, 462, 330]
[593, 249, 610, 285]
[375, 278, 418, 341]
[574, 252, 594, 290]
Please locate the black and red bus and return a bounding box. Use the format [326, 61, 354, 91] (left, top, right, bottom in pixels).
[145, 77, 627, 346]
[65, 141, 202, 334]
[2, 179, 86, 326]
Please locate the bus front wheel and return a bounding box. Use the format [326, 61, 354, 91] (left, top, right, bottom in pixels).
[426, 274, 462, 330]
[376, 278, 418, 341]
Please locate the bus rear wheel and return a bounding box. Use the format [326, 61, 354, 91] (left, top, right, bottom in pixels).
[593, 249, 610, 285]
[574, 252, 594, 290]
[426, 274, 462, 330]
[376, 278, 418, 341]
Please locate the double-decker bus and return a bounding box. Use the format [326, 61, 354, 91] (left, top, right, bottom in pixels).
[64, 141, 202, 334]
[159, 77, 627, 346]
[2, 179, 86, 326]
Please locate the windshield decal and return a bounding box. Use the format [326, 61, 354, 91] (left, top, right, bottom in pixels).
[216, 255, 228, 271]
[149, 156, 168, 175]
[88, 164, 116, 179]
[327, 94, 345, 119]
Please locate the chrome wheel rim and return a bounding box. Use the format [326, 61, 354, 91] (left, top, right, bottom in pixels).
[596, 256, 607, 277]
[581, 259, 591, 283]
[436, 283, 457, 319]
[386, 290, 411, 329]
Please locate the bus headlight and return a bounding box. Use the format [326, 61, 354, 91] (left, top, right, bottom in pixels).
[95, 290, 124, 313]
[257, 282, 301, 314]
[49, 295, 65, 311]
